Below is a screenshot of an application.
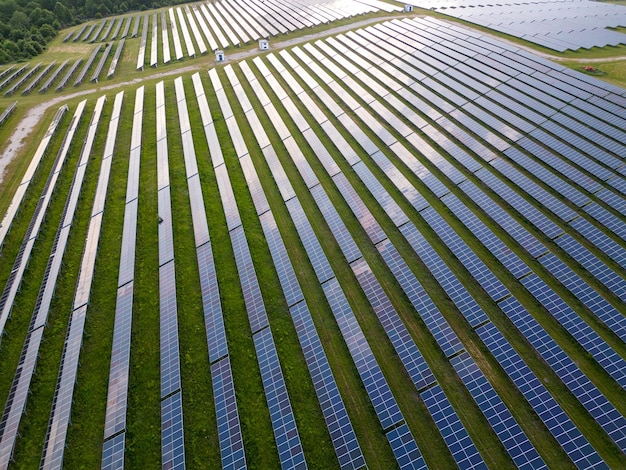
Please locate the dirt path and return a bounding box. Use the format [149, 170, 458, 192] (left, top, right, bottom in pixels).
[0, 15, 400, 186]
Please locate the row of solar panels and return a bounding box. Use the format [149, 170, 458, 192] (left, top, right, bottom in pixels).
[41, 92, 124, 470]
[409, 0, 626, 51]
[0, 100, 16, 126]
[209, 67, 309, 468]
[101, 85, 144, 470]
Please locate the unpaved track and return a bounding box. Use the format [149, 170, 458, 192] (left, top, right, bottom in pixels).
[0, 15, 401, 186]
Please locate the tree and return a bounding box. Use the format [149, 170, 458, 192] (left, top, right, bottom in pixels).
[0, 0, 18, 23]
[53, 2, 71, 25]
[2, 38, 19, 57]
[39, 23, 56, 39]
[9, 11, 30, 31]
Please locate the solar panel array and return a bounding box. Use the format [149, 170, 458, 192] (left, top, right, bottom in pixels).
[0, 104, 67, 256]
[4, 62, 42, 96]
[40, 92, 123, 470]
[155, 80, 186, 470]
[408, 0, 626, 52]
[21, 61, 55, 95]
[244, 56, 487, 468]
[1, 13, 626, 470]
[237, 16, 625, 466]
[223, 65, 366, 469]
[0, 56, 105, 95]
[0, 64, 28, 90]
[63, 16, 133, 43]
[240, 59, 428, 467]
[135, 0, 400, 68]
[206, 68, 307, 469]
[179, 74, 246, 469]
[101, 86, 144, 470]
[0, 101, 85, 469]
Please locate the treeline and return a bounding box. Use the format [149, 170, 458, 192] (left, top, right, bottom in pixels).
[0, 0, 186, 64]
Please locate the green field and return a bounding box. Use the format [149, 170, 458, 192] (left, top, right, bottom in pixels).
[0, 3, 625, 469]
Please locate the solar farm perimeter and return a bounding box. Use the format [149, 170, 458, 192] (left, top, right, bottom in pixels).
[0, 8, 626, 470]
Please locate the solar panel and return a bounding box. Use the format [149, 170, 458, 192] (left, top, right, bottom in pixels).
[385, 424, 427, 470]
[211, 357, 246, 470]
[40, 92, 119, 468]
[169, 8, 183, 60]
[109, 17, 123, 40]
[421, 386, 485, 469]
[570, 216, 626, 265]
[103, 282, 134, 439]
[107, 39, 126, 78]
[130, 14, 140, 39]
[253, 328, 307, 468]
[444, 190, 531, 279]
[136, 14, 148, 69]
[231, 226, 269, 334]
[40, 303, 89, 469]
[102, 433, 125, 470]
[199, 4, 228, 49]
[161, 392, 185, 470]
[262, 216, 366, 466]
[0, 326, 44, 468]
[207, 3, 240, 46]
[286, 197, 334, 284]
